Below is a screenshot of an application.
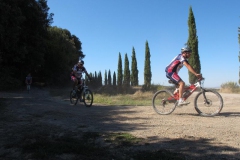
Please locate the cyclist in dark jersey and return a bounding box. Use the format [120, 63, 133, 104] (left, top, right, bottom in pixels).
[165, 47, 202, 106]
[25, 73, 32, 85]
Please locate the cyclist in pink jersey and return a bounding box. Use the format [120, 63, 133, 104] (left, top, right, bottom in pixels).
[165, 47, 202, 106]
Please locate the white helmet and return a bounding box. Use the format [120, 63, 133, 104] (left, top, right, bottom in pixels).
[181, 47, 192, 53]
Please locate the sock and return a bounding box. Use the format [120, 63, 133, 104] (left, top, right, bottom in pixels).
[179, 98, 183, 102]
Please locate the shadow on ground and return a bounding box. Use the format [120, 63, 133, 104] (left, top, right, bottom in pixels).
[0, 89, 240, 160]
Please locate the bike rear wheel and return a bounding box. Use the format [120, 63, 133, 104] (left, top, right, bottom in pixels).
[152, 90, 177, 115]
[82, 89, 93, 107]
[70, 90, 78, 105]
[194, 89, 223, 117]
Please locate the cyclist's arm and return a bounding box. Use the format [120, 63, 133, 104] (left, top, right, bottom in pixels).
[84, 70, 92, 80]
[183, 61, 201, 78]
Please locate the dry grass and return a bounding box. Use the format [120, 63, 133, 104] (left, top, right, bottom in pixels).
[219, 81, 240, 93]
[132, 90, 153, 100]
[94, 90, 154, 106]
[219, 88, 240, 93]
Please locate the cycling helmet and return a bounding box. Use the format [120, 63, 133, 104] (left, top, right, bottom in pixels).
[78, 60, 84, 65]
[181, 47, 192, 53]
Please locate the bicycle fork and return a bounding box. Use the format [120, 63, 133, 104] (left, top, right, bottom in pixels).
[201, 89, 211, 106]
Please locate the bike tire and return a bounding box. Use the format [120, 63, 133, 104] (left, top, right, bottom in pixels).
[70, 91, 78, 105]
[82, 89, 93, 107]
[152, 90, 177, 115]
[194, 89, 223, 117]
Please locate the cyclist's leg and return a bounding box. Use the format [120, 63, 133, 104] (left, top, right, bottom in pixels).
[71, 76, 78, 90]
[166, 72, 184, 98]
[170, 73, 190, 106]
[178, 80, 185, 100]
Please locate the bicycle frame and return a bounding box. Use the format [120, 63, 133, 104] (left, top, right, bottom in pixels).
[173, 78, 204, 101]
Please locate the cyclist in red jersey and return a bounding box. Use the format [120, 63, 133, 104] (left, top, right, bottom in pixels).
[165, 47, 202, 106]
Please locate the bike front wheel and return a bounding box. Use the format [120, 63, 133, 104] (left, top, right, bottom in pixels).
[82, 89, 93, 107]
[152, 90, 177, 115]
[70, 91, 78, 105]
[194, 89, 223, 117]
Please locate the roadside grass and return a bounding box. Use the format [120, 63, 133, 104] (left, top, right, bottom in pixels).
[93, 90, 154, 106]
[49, 82, 240, 107]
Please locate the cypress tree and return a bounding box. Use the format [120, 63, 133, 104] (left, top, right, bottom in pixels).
[104, 70, 107, 86]
[123, 53, 130, 87]
[131, 47, 139, 86]
[98, 71, 102, 86]
[108, 69, 112, 85]
[144, 41, 152, 89]
[113, 71, 116, 86]
[117, 53, 123, 87]
[187, 6, 201, 84]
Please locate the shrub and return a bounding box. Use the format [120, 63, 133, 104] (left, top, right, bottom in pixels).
[220, 81, 240, 93]
[0, 68, 22, 90]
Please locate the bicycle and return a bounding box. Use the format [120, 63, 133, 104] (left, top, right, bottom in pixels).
[70, 77, 93, 107]
[152, 77, 223, 117]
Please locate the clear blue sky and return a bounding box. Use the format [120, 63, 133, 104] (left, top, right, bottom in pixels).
[48, 0, 240, 88]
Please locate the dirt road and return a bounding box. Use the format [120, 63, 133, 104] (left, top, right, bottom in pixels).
[1, 88, 240, 159]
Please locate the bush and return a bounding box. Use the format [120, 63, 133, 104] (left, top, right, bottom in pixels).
[220, 81, 240, 93]
[0, 68, 22, 90]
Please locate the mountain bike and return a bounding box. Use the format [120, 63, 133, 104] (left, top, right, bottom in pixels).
[70, 78, 93, 107]
[152, 77, 223, 117]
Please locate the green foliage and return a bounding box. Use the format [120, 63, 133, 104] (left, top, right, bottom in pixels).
[113, 71, 116, 86]
[144, 41, 152, 90]
[104, 70, 107, 85]
[98, 71, 103, 86]
[108, 69, 112, 85]
[0, 0, 53, 87]
[123, 53, 130, 87]
[44, 27, 80, 85]
[131, 47, 139, 86]
[117, 53, 123, 87]
[187, 6, 201, 84]
[94, 92, 152, 106]
[0, 0, 83, 89]
[0, 67, 22, 90]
